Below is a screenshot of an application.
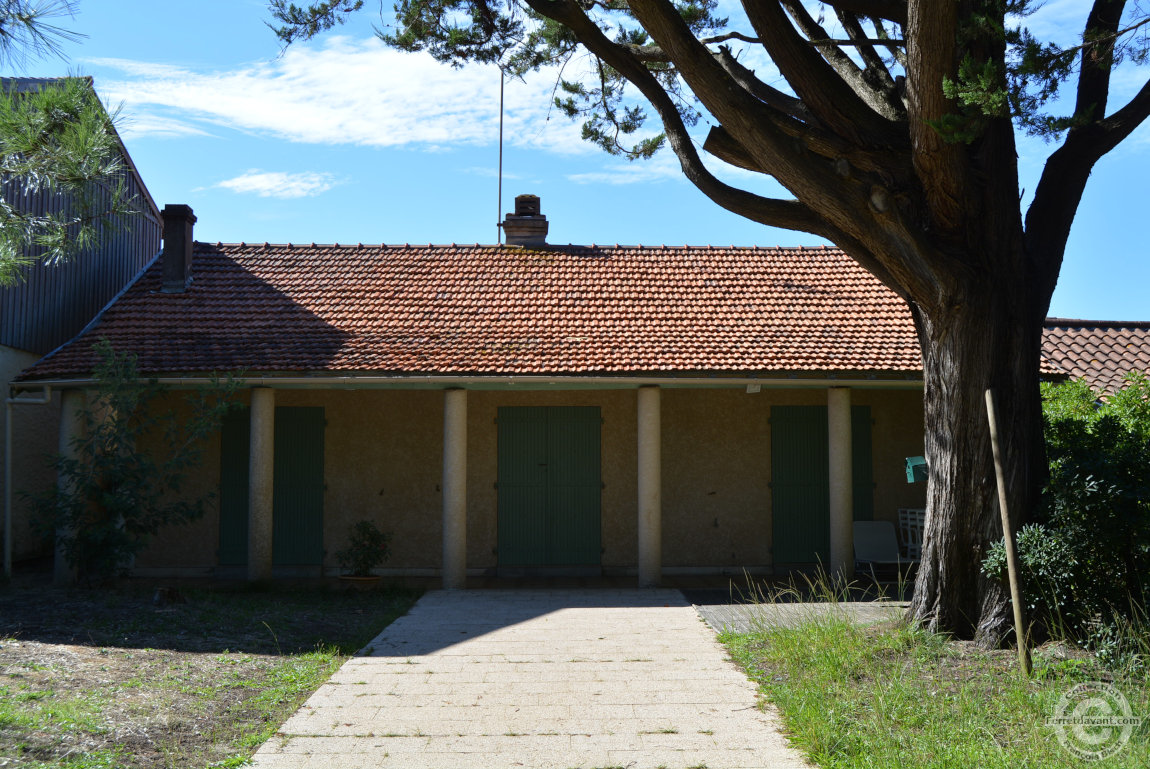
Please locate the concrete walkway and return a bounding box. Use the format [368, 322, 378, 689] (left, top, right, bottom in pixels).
[253, 589, 810, 769]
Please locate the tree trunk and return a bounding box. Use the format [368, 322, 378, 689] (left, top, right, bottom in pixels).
[907, 285, 1048, 646]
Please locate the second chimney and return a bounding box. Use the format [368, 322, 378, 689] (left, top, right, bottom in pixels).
[161, 204, 197, 293]
[502, 194, 548, 247]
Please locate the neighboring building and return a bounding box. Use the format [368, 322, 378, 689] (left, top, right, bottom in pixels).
[11, 197, 1148, 585]
[1, 77, 161, 567]
[1042, 319, 1150, 393]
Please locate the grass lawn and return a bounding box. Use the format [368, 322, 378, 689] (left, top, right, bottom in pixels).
[721, 607, 1150, 768]
[0, 580, 419, 768]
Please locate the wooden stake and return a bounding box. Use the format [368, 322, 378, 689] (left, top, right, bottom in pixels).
[985, 388, 1032, 676]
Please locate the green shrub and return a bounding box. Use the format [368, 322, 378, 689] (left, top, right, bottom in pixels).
[36, 340, 241, 583]
[983, 372, 1150, 646]
[982, 523, 1078, 630]
[335, 520, 391, 576]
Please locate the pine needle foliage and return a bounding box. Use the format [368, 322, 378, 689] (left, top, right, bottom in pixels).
[0, 77, 139, 286]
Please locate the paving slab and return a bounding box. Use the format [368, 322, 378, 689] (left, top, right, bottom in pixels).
[695, 599, 908, 634]
[251, 589, 810, 769]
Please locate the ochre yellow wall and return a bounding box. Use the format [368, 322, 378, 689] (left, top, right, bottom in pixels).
[135, 391, 242, 571]
[662, 389, 771, 568]
[2, 346, 59, 561]
[854, 389, 929, 520]
[134, 385, 926, 574]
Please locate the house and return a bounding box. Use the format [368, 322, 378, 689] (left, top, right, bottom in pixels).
[10, 197, 1148, 586]
[1041, 319, 1150, 394]
[1, 77, 162, 574]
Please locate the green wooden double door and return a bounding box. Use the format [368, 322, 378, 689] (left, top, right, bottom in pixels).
[771, 405, 874, 566]
[497, 406, 602, 568]
[218, 407, 325, 567]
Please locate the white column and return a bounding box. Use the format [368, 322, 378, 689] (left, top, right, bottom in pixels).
[53, 389, 86, 585]
[637, 385, 662, 588]
[248, 387, 275, 582]
[828, 387, 855, 579]
[442, 388, 468, 590]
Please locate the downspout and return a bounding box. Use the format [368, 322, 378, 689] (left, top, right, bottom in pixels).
[4, 386, 53, 578]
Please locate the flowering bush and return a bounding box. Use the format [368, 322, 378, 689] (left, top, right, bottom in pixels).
[335, 520, 391, 576]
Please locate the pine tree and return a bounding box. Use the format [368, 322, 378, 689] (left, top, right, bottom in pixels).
[0, 2, 138, 285]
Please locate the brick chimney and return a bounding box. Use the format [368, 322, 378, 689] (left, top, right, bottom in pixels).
[161, 204, 197, 293]
[502, 194, 548, 247]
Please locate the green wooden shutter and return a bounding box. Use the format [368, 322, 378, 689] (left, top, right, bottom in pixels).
[497, 406, 601, 567]
[852, 406, 874, 521]
[272, 407, 325, 566]
[771, 404, 876, 563]
[218, 410, 250, 566]
[770, 406, 830, 564]
[217, 405, 325, 568]
[546, 407, 602, 566]
[497, 407, 549, 567]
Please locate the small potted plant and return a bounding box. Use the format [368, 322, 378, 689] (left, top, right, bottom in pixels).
[335, 520, 391, 587]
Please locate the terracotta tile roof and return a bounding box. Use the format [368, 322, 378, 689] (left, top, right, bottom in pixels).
[17, 243, 925, 381]
[1041, 319, 1150, 393]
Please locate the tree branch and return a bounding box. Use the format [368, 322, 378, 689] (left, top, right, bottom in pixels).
[1097, 76, 1150, 145]
[607, 0, 839, 174]
[703, 106, 912, 181]
[1072, 0, 1126, 125]
[875, 17, 907, 70]
[1026, 75, 1150, 298]
[712, 45, 810, 120]
[621, 30, 762, 63]
[741, 0, 901, 145]
[837, 10, 898, 92]
[905, 1, 967, 233]
[808, 36, 906, 48]
[822, 0, 907, 26]
[780, 0, 902, 120]
[701, 31, 760, 46]
[1025, 0, 1135, 300]
[527, 0, 939, 299]
[521, 0, 832, 236]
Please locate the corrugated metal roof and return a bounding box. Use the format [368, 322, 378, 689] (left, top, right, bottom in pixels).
[0, 76, 162, 353]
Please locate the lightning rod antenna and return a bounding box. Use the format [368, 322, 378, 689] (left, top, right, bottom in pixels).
[497, 68, 505, 244]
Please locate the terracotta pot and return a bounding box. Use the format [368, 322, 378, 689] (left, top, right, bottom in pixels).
[338, 575, 381, 589]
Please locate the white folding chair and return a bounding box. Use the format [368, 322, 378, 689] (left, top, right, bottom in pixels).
[854, 521, 905, 581]
[898, 508, 926, 560]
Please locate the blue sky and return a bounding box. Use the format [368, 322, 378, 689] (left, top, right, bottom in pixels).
[16, 0, 1150, 321]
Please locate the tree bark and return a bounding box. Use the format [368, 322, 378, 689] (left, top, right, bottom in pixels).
[908, 283, 1048, 646]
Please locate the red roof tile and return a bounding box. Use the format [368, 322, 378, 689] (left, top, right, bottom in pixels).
[1042, 319, 1150, 393]
[21, 242, 924, 380]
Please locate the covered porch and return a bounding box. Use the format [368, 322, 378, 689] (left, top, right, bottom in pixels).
[108, 375, 925, 587]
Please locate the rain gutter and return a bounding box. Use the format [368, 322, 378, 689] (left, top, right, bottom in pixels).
[10, 374, 925, 392]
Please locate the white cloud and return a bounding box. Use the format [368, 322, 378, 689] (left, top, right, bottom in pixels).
[87, 38, 590, 153]
[568, 154, 683, 186]
[568, 163, 676, 185]
[1015, 0, 1091, 46]
[115, 113, 212, 139]
[215, 170, 340, 199]
[567, 142, 789, 196]
[464, 166, 524, 179]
